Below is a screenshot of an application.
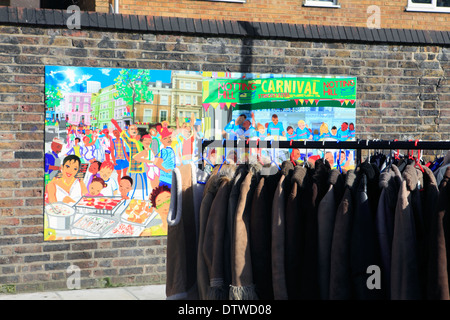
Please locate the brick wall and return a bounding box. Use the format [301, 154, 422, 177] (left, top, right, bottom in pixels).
[0, 23, 449, 294]
[95, 0, 450, 31]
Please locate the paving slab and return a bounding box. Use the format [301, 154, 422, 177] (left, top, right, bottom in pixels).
[0, 291, 61, 300]
[125, 284, 166, 300]
[57, 287, 137, 300]
[0, 285, 166, 300]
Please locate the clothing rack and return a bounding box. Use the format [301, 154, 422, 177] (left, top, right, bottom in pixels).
[198, 139, 450, 169]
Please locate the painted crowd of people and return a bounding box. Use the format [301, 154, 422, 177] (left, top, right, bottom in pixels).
[223, 112, 355, 142]
[44, 114, 202, 236]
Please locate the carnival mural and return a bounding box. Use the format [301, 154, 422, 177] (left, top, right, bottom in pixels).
[44, 67, 356, 241]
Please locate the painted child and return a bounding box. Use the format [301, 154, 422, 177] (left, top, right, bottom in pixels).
[119, 175, 133, 200]
[85, 176, 107, 197]
[98, 160, 119, 196]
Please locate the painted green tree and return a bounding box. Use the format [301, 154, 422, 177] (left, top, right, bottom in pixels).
[45, 84, 63, 122]
[113, 69, 154, 122]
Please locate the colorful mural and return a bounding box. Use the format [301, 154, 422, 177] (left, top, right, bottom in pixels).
[44, 66, 202, 241]
[44, 67, 356, 241]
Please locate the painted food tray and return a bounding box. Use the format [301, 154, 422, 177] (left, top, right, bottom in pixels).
[120, 199, 157, 226]
[71, 215, 117, 237]
[74, 196, 125, 216]
[109, 223, 145, 237]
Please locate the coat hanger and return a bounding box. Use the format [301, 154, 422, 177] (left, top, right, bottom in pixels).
[413, 140, 424, 173]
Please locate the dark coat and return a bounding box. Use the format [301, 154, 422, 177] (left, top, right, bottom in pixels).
[350, 162, 383, 300]
[271, 161, 295, 300]
[317, 169, 346, 300]
[329, 170, 356, 300]
[299, 159, 331, 299]
[427, 166, 450, 300]
[375, 164, 402, 299]
[284, 165, 309, 300]
[250, 169, 280, 300]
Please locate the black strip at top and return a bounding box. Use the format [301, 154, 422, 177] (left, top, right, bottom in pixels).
[0, 6, 447, 46]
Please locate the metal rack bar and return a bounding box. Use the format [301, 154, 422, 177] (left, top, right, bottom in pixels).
[197, 139, 450, 169]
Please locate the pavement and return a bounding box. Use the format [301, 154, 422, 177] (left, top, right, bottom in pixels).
[0, 284, 166, 300]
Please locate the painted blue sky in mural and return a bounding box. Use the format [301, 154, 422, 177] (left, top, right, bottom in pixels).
[45, 66, 172, 93]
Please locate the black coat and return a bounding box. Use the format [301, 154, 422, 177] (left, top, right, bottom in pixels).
[329, 170, 356, 300]
[299, 159, 331, 299]
[350, 162, 384, 300]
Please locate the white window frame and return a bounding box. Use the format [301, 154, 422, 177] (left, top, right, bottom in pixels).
[303, 0, 340, 8]
[159, 110, 168, 122]
[160, 95, 169, 106]
[143, 109, 153, 123]
[406, 0, 450, 12]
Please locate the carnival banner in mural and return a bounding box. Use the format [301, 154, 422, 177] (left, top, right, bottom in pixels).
[201, 73, 357, 171]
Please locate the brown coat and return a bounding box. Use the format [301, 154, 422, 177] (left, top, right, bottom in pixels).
[250, 169, 281, 300]
[196, 164, 235, 300]
[230, 163, 261, 300]
[391, 164, 425, 300]
[427, 166, 450, 300]
[202, 165, 236, 300]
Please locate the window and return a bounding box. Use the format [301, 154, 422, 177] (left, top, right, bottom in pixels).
[40, 0, 95, 11]
[160, 95, 169, 106]
[143, 109, 153, 123]
[160, 110, 168, 122]
[303, 0, 340, 8]
[406, 0, 450, 12]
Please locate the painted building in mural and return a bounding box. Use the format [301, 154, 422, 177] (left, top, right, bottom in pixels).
[135, 80, 172, 128]
[64, 92, 92, 126]
[172, 71, 203, 124]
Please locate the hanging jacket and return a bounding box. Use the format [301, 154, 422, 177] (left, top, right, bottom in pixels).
[427, 166, 450, 300]
[196, 165, 234, 300]
[299, 159, 331, 299]
[317, 169, 346, 300]
[203, 165, 236, 300]
[285, 165, 309, 300]
[225, 165, 247, 294]
[375, 164, 402, 299]
[350, 162, 383, 300]
[166, 163, 209, 300]
[250, 169, 281, 300]
[391, 164, 425, 300]
[329, 170, 356, 300]
[271, 161, 295, 300]
[230, 163, 262, 300]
